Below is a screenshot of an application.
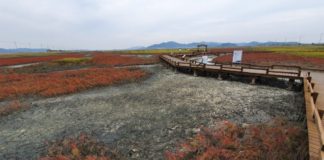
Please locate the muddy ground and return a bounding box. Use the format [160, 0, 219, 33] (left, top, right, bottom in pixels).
[0, 64, 304, 159]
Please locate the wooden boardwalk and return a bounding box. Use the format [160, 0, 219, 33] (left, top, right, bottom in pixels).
[160, 54, 324, 160]
[304, 71, 324, 160]
[160, 55, 303, 80]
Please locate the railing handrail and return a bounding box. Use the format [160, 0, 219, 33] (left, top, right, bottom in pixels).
[271, 64, 302, 70]
[305, 77, 324, 154]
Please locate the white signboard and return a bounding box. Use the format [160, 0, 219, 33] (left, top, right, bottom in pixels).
[232, 50, 243, 63]
[202, 55, 209, 64]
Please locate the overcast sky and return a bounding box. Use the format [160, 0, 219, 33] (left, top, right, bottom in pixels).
[0, 0, 324, 50]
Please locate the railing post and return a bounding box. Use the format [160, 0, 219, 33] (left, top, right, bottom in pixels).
[241, 67, 243, 72]
[311, 92, 319, 104]
[311, 82, 315, 89]
[266, 69, 269, 75]
[220, 64, 223, 70]
[298, 70, 301, 77]
[313, 109, 316, 122]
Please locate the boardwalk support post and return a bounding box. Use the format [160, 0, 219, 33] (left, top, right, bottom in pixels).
[174, 67, 178, 74]
[193, 70, 198, 77]
[218, 74, 222, 80]
[251, 77, 256, 85]
[288, 79, 295, 90]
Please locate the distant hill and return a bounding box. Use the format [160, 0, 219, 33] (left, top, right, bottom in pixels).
[144, 41, 300, 49]
[126, 46, 146, 50]
[0, 48, 48, 54]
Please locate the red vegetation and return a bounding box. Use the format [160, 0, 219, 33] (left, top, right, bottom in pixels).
[165, 120, 307, 160]
[0, 67, 146, 100]
[0, 100, 27, 116]
[0, 54, 85, 66]
[91, 53, 158, 66]
[39, 133, 121, 160]
[213, 52, 324, 69]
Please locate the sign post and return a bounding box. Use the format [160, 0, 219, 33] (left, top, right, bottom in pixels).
[232, 50, 243, 64]
[202, 55, 208, 64]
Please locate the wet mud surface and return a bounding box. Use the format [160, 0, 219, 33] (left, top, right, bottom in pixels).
[0, 65, 304, 159]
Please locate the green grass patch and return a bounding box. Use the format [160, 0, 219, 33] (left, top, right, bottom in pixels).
[54, 57, 91, 65]
[0, 52, 59, 58]
[245, 45, 324, 58]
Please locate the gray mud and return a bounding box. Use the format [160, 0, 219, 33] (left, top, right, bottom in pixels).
[0, 64, 304, 160]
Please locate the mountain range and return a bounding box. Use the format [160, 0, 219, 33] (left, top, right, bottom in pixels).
[143, 41, 300, 49]
[0, 48, 48, 54]
[0, 41, 301, 53]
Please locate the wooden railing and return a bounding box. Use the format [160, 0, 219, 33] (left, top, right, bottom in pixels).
[161, 55, 301, 77]
[305, 76, 324, 159]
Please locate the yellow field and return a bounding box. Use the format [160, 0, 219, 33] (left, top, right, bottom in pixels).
[116, 49, 192, 55]
[54, 57, 91, 65]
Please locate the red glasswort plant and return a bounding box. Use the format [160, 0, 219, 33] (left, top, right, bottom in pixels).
[39, 133, 122, 160]
[0, 67, 146, 100]
[165, 119, 307, 160]
[0, 100, 27, 116]
[0, 54, 85, 67]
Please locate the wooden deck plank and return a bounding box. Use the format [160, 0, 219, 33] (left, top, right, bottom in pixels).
[304, 76, 324, 160]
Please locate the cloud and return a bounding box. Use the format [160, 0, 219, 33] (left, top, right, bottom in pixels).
[0, 0, 323, 49]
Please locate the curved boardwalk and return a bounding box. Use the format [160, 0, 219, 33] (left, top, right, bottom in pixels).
[303, 71, 324, 160]
[161, 54, 324, 160]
